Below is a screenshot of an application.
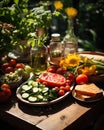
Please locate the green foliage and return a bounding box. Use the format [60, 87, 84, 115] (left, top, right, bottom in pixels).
[78, 0, 104, 52]
[0, 0, 52, 52]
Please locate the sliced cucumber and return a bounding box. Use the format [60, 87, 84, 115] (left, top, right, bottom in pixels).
[22, 85, 32, 91]
[22, 93, 29, 99]
[37, 95, 43, 100]
[32, 81, 38, 87]
[38, 88, 42, 92]
[32, 87, 39, 93]
[28, 96, 37, 102]
[42, 98, 48, 102]
[43, 92, 48, 96]
[42, 87, 49, 93]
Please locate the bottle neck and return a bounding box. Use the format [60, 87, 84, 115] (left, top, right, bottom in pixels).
[67, 18, 75, 36]
[64, 18, 77, 42]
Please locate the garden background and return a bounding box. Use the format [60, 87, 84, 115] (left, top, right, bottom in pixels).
[0, 0, 104, 52]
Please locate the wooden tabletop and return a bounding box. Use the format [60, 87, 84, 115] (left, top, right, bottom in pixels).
[1, 51, 104, 130]
[0, 90, 104, 130]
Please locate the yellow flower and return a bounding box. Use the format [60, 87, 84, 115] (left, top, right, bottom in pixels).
[59, 53, 104, 75]
[78, 65, 96, 76]
[65, 7, 78, 18]
[59, 60, 68, 70]
[54, 1, 63, 10]
[65, 54, 81, 67]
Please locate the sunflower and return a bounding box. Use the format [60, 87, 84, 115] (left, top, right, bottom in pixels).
[59, 53, 104, 76]
[78, 65, 97, 76]
[59, 54, 81, 71]
[65, 7, 78, 18]
[65, 54, 81, 68]
[54, 1, 63, 10]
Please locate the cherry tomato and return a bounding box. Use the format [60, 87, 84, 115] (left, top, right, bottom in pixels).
[58, 89, 65, 96]
[2, 62, 11, 71]
[68, 73, 75, 82]
[5, 66, 14, 73]
[16, 63, 25, 69]
[76, 74, 88, 85]
[64, 85, 70, 91]
[10, 59, 17, 67]
[47, 65, 57, 73]
[66, 79, 72, 85]
[54, 87, 59, 92]
[60, 86, 65, 90]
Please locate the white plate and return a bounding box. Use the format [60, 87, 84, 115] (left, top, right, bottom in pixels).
[72, 89, 104, 103]
[16, 81, 74, 106]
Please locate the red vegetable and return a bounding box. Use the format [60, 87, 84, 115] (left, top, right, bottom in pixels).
[58, 89, 65, 96]
[76, 74, 88, 85]
[10, 59, 17, 67]
[16, 63, 25, 69]
[5, 66, 14, 73]
[39, 73, 66, 87]
[47, 65, 57, 73]
[0, 84, 12, 103]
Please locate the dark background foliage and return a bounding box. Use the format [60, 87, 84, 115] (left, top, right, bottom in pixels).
[0, 0, 104, 52]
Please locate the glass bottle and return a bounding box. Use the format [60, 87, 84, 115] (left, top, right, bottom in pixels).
[30, 29, 47, 74]
[63, 18, 78, 57]
[49, 33, 64, 65]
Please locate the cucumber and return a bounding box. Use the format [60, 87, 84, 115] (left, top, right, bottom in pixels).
[37, 95, 43, 100]
[42, 87, 49, 93]
[22, 93, 29, 99]
[22, 85, 32, 91]
[42, 98, 48, 102]
[28, 96, 37, 102]
[32, 87, 39, 93]
[20, 79, 59, 103]
[38, 88, 42, 92]
[28, 80, 34, 86]
[32, 82, 38, 87]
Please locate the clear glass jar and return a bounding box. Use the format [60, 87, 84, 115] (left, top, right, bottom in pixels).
[30, 40, 47, 74]
[63, 18, 78, 57]
[49, 33, 64, 65]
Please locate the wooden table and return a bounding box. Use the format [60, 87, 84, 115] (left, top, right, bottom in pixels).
[1, 51, 104, 130]
[0, 90, 104, 130]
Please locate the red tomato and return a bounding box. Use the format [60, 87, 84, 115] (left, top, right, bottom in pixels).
[16, 63, 25, 69]
[66, 79, 72, 85]
[2, 62, 11, 71]
[54, 87, 59, 91]
[58, 89, 65, 96]
[56, 67, 66, 75]
[10, 59, 17, 67]
[39, 73, 66, 87]
[1, 84, 10, 89]
[64, 85, 70, 91]
[5, 66, 14, 73]
[0, 87, 12, 103]
[60, 86, 65, 90]
[4, 88, 12, 96]
[47, 65, 57, 73]
[68, 73, 75, 82]
[76, 74, 88, 85]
